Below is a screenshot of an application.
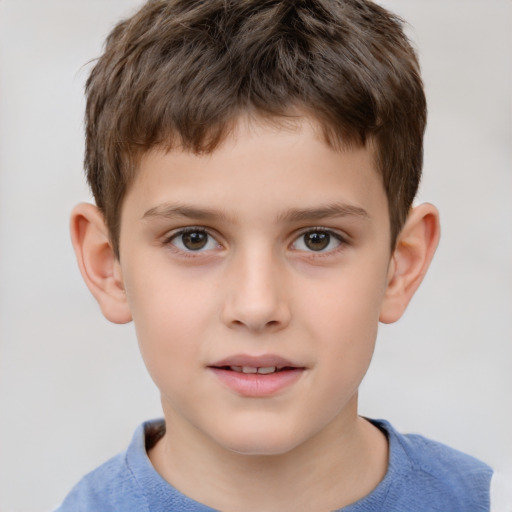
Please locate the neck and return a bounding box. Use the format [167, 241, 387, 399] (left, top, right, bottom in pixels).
[149, 397, 388, 512]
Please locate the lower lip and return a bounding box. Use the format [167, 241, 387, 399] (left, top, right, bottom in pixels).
[209, 368, 305, 397]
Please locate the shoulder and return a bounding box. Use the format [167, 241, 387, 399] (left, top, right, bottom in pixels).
[54, 451, 149, 512]
[397, 427, 492, 485]
[54, 419, 220, 512]
[376, 420, 493, 511]
[54, 425, 150, 512]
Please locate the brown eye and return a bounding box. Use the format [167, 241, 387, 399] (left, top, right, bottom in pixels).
[303, 232, 330, 251]
[169, 229, 219, 252]
[292, 229, 343, 253]
[182, 231, 208, 250]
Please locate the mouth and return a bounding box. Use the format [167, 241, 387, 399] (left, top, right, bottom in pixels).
[212, 365, 300, 375]
[209, 354, 305, 373]
[208, 355, 306, 397]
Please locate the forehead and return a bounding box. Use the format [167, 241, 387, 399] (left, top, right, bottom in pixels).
[123, 116, 388, 227]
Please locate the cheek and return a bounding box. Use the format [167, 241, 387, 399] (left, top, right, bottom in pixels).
[124, 267, 215, 386]
[301, 259, 387, 366]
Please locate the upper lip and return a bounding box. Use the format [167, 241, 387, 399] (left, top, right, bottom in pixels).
[209, 354, 304, 369]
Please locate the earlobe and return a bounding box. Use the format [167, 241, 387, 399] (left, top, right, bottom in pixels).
[379, 203, 440, 324]
[70, 203, 132, 324]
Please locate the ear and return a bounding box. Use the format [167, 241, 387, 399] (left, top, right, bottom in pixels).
[379, 203, 440, 324]
[70, 203, 132, 324]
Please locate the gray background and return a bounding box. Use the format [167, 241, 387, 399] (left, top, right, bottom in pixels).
[0, 1, 511, 510]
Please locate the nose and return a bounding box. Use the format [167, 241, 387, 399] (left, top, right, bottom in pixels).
[221, 246, 291, 333]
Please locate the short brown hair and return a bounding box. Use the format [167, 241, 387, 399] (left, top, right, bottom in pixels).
[85, 0, 426, 257]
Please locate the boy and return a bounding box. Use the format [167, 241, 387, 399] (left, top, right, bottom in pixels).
[56, 0, 507, 510]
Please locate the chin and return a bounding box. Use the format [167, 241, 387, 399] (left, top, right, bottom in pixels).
[212, 424, 308, 457]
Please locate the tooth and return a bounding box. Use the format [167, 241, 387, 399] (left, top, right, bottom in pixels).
[257, 367, 276, 374]
[230, 366, 243, 372]
[242, 366, 258, 374]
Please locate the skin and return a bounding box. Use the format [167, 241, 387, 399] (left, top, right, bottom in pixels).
[71, 116, 440, 511]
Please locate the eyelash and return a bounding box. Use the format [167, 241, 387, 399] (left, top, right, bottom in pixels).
[163, 227, 221, 255]
[162, 226, 348, 257]
[291, 227, 348, 256]
[163, 226, 348, 257]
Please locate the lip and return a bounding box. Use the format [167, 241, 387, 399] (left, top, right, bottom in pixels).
[210, 354, 302, 369]
[208, 354, 306, 398]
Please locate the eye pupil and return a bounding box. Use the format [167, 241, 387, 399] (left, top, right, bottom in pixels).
[182, 231, 208, 250]
[304, 232, 330, 251]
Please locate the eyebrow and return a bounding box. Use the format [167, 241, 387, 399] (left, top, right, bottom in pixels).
[276, 203, 370, 223]
[142, 204, 232, 222]
[142, 202, 370, 223]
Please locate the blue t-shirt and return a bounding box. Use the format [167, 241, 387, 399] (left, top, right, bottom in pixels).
[55, 419, 493, 511]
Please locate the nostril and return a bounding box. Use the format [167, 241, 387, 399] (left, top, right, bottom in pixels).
[228, 318, 283, 331]
[222, 294, 291, 332]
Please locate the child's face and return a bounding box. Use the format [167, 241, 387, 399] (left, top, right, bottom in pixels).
[117, 117, 393, 455]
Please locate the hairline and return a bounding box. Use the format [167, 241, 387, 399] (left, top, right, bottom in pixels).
[110, 111, 393, 260]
